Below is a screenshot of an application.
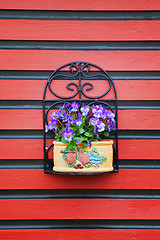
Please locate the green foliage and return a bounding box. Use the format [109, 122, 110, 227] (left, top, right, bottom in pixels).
[100, 155, 107, 165]
[103, 131, 109, 137]
[84, 132, 92, 137]
[62, 153, 67, 161]
[74, 137, 84, 143]
[82, 141, 88, 148]
[83, 162, 94, 168]
[61, 139, 69, 144]
[79, 127, 85, 134]
[68, 162, 76, 168]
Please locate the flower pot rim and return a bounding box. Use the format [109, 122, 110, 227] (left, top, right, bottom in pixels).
[53, 139, 113, 146]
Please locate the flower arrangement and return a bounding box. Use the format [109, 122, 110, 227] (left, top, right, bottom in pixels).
[45, 101, 116, 153]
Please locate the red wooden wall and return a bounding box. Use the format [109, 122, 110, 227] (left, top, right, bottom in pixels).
[0, 1, 160, 239]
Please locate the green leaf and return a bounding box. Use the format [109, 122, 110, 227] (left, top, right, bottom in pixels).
[71, 145, 77, 150]
[84, 132, 92, 137]
[62, 139, 69, 144]
[62, 153, 68, 161]
[75, 137, 84, 143]
[64, 146, 70, 153]
[82, 141, 88, 148]
[103, 131, 109, 137]
[83, 162, 94, 168]
[79, 127, 85, 134]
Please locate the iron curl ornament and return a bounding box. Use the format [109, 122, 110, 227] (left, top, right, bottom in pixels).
[43, 61, 118, 174]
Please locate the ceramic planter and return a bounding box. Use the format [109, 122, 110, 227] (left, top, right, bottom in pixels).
[53, 140, 113, 173]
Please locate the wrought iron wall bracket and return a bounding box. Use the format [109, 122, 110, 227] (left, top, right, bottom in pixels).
[43, 61, 119, 174]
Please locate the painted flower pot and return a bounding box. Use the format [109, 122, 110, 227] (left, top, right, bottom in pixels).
[53, 140, 113, 173]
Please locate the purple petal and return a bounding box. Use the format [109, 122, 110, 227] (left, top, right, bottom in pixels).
[87, 140, 92, 148]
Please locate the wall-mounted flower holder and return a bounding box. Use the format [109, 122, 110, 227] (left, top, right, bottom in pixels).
[53, 140, 114, 173]
[43, 62, 118, 174]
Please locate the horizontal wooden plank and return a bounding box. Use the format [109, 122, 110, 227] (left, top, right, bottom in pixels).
[118, 110, 160, 130]
[0, 169, 160, 189]
[0, 0, 160, 11]
[0, 110, 43, 130]
[0, 109, 159, 130]
[0, 139, 159, 159]
[0, 20, 160, 41]
[0, 229, 160, 240]
[119, 140, 160, 159]
[0, 80, 160, 101]
[1, 10, 160, 21]
[0, 71, 159, 80]
[0, 198, 160, 220]
[1, 40, 160, 51]
[0, 51, 160, 71]
[115, 80, 160, 100]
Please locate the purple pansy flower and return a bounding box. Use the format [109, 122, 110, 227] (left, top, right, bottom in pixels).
[107, 111, 116, 123]
[62, 103, 70, 109]
[59, 107, 65, 114]
[87, 140, 92, 148]
[66, 123, 69, 131]
[56, 110, 64, 120]
[90, 117, 99, 126]
[68, 105, 72, 114]
[51, 118, 58, 125]
[101, 109, 110, 119]
[76, 140, 80, 145]
[94, 126, 99, 138]
[50, 112, 57, 120]
[78, 112, 82, 119]
[45, 125, 49, 133]
[98, 104, 104, 110]
[45, 119, 58, 132]
[71, 101, 80, 112]
[68, 115, 73, 124]
[92, 105, 103, 118]
[80, 105, 90, 117]
[107, 111, 115, 118]
[74, 118, 82, 126]
[97, 121, 105, 132]
[61, 114, 70, 122]
[62, 129, 74, 142]
[108, 121, 117, 132]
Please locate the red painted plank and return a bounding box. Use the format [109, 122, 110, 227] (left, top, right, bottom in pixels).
[0, 110, 43, 130]
[0, 80, 160, 101]
[1, 20, 160, 41]
[0, 169, 159, 189]
[0, 80, 45, 100]
[115, 80, 160, 101]
[0, 109, 160, 130]
[3, 139, 160, 159]
[119, 140, 160, 159]
[0, 229, 160, 240]
[0, 139, 45, 160]
[0, 139, 159, 160]
[0, 50, 160, 71]
[118, 110, 160, 130]
[0, 198, 160, 220]
[0, 0, 160, 10]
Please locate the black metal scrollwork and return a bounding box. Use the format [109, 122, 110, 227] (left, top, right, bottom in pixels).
[47, 62, 115, 100]
[43, 61, 118, 174]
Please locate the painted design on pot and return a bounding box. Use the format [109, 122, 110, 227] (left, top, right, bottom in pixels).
[62, 147, 107, 169]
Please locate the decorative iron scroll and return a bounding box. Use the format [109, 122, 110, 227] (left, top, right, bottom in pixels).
[43, 62, 118, 174]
